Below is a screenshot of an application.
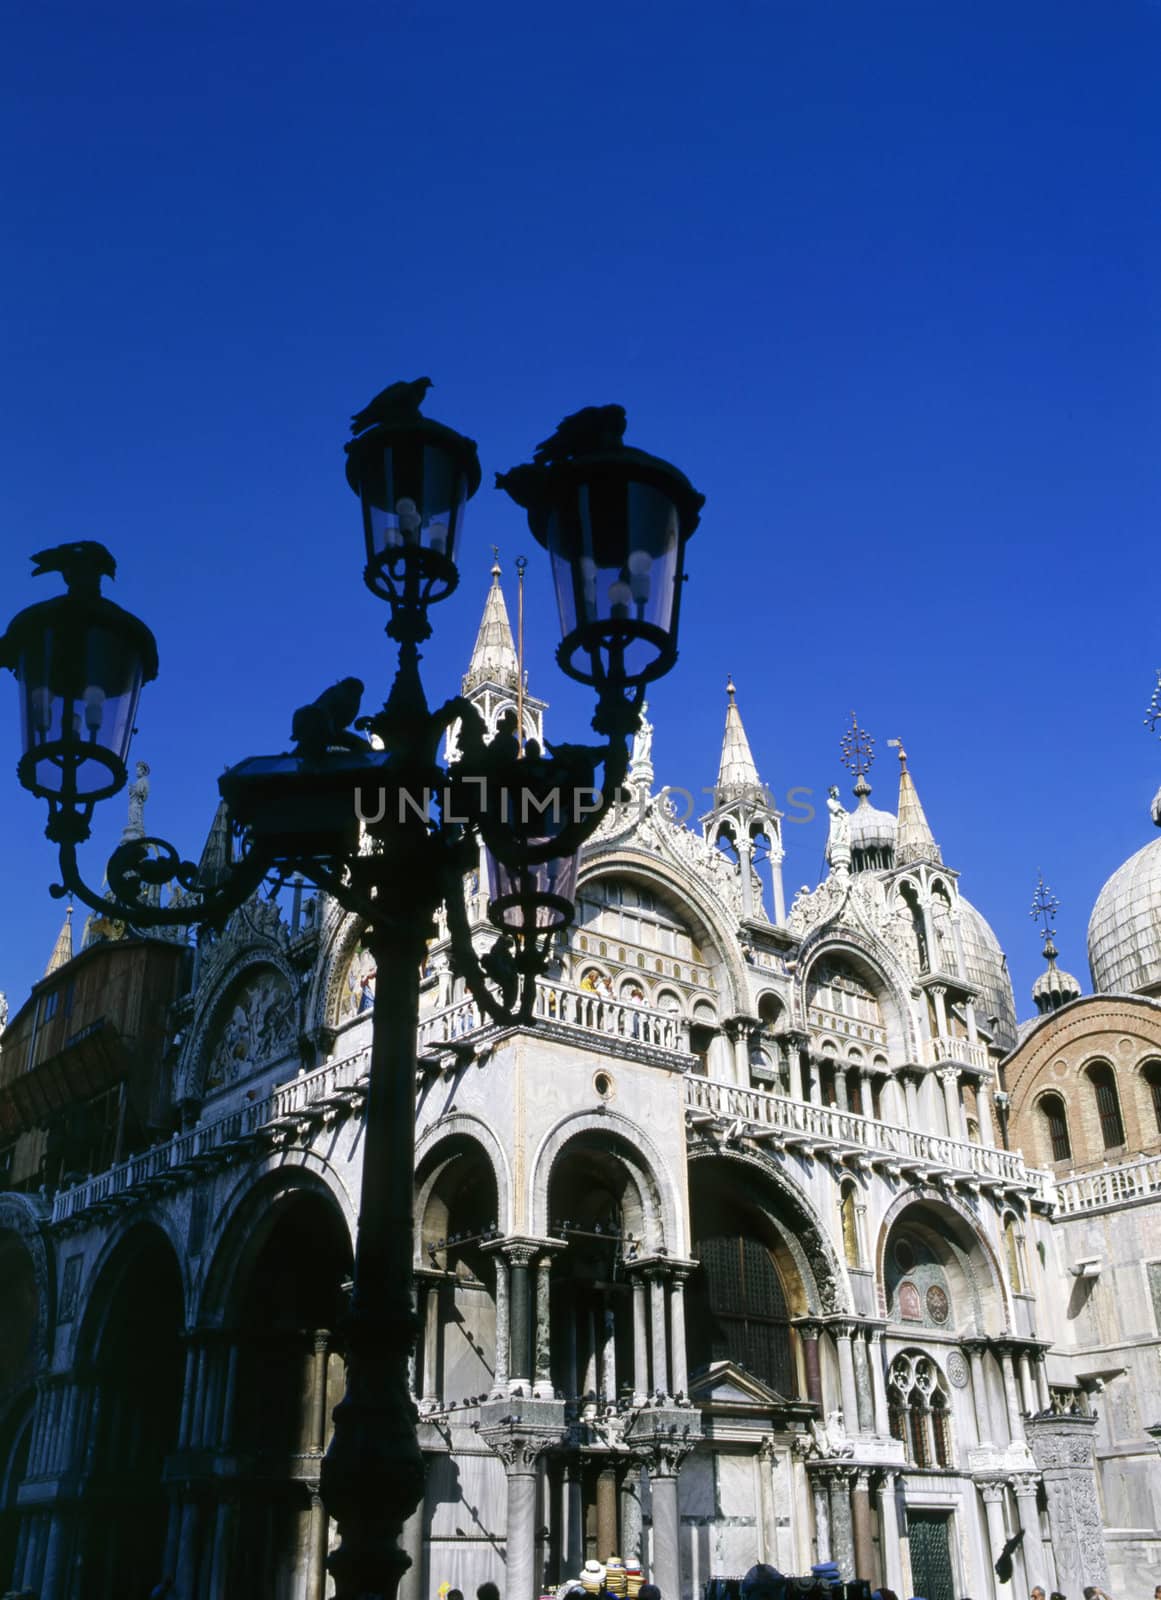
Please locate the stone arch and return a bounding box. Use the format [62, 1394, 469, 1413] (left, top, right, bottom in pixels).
[1032, 1086, 1073, 1165]
[797, 929, 921, 1065]
[176, 946, 301, 1101]
[415, 1115, 512, 1240]
[196, 1159, 356, 1327]
[686, 1146, 848, 1315]
[875, 1190, 1010, 1335]
[529, 1109, 680, 1252]
[74, 1213, 192, 1357]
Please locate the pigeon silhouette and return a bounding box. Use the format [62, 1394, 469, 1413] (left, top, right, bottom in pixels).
[30, 541, 117, 595]
[350, 377, 432, 435]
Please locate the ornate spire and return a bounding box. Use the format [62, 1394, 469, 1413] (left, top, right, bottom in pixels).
[888, 739, 942, 866]
[1031, 871, 1081, 1014]
[463, 553, 521, 694]
[44, 903, 74, 976]
[840, 710, 875, 803]
[716, 677, 761, 797]
[197, 800, 233, 891]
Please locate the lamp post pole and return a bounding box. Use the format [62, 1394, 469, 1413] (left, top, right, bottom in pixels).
[0, 384, 703, 1600]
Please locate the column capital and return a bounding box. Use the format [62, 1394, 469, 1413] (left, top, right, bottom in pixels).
[480, 1425, 560, 1474]
[936, 1064, 961, 1084]
[1010, 1470, 1042, 1497]
[486, 1235, 559, 1267]
[790, 1314, 823, 1340]
[975, 1476, 1009, 1504]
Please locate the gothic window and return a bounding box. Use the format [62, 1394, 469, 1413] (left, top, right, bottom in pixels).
[1003, 1215, 1022, 1292]
[1144, 1061, 1161, 1137]
[888, 1351, 952, 1469]
[840, 1182, 860, 1269]
[1037, 1092, 1071, 1163]
[692, 1234, 794, 1396]
[1086, 1062, 1125, 1149]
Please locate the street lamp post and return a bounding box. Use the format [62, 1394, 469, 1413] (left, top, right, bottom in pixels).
[0, 384, 702, 1600]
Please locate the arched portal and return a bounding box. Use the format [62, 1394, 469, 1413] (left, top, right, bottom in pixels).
[78, 1225, 185, 1600]
[0, 1226, 39, 1591]
[225, 1189, 352, 1599]
[416, 1135, 501, 1411]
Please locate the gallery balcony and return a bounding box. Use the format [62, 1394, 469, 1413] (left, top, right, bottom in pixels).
[1053, 1151, 1161, 1216]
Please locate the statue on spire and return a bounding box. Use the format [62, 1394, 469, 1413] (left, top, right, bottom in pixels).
[121, 759, 151, 843]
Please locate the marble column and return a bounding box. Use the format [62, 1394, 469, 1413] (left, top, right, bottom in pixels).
[967, 1342, 998, 1446]
[771, 848, 787, 926]
[1017, 1351, 1037, 1418]
[878, 1472, 905, 1593]
[787, 1041, 805, 1102]
[1034, 1351, 1051, 1413]
[904, 1074, 920, 1127]
[868, 1329, 891, 1435]
[835, 1069, 850, 1113]
[175, 1499, 202, 1597]
[422, 1281, 442, 1408]
[502, 1442, 547, 1600]
[811, 1473, 831, 1562]
[649, 1467, 681, 1599]
[851, 1468, 876, 1584]
[565, 1462, 584, 1575]
[207, 1495, 237, 1598]
[534, 1254, 555, 1399]
[600, 1292, 617, 1404]
[827, 1469, 855, 1581]
[851, 1330, 874, 1433]
[737, 838, 754, 920]
[596, 1467, 618, 1560]
[978, 1075, 996, 1144]
[1000, 1348, 1025, 1443]
[939, 1066, 965, 1141]
[632, 1277, 649, 1404]
[310, 1331, 330, 1451]
[492, 1253, 510, 1398]
[649, 1272, 669, 1397]
[219, 1335, 240, 1450]
[309, 1488, 334, 1600]
[669, 1272, 689, 1397]
[620, 1465, 642, 1564]
[833, 1324, 859, 1433]
[980, 1480, 1011, 1599]
[507, 1244, 536, 1387]
[1011, 1473, 1049, 1588]
[800, 1323, 823, 1407]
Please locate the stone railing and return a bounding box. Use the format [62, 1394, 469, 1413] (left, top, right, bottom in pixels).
[922, 1035, 991, 1072]
[1054, 1152, 1161, 1216]
[684, 1076, 1037, 1191]
[51, 1046, 371, 1226]
[806, 1006, 888, 1047]
[418, 978, 691, 1056]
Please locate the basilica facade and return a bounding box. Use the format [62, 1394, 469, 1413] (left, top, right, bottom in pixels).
[0, 566, 1155, 1600]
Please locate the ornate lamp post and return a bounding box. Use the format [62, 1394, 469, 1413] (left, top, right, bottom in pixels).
[0, 384, 703, 1600]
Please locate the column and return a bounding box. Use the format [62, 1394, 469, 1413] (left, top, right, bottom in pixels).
[507, 1244, 536, 1388]
[207, 1495, 237, 1598]
[649, 1272, 669, 1397]
[219, 1335, 240, 1450]
[596, 1466, 618, 1560]
[649, 1459, 682, 1599]
[930, 983, 949, 1036]
[421, 1280, 441, 1408]
[868, 1328, 890, 1435]
[632, 1277, 649, 1404]
[787, 1037, 805, 1101]
[827, 1468, 855, 1581]
[851, 1329, 874, 1433]
[600, 1292, 617, 1404]
[1017, 1350, 1037, 1418]
[534, 1254, 555, 1399]
[729, 1020, 751, 1082]
[499, 1438, 549, 1600]
[669, 1271, 689, 1398]
[770, 846, 787, 926]
[999, 1347, 1025, 1443]
[967, 1342, 996, 1446]
[939, 1066, 965, 1141]
[1011, 1473, 1049, 1589]
[310, 1331, 330, 1451]
[492, 1252, 510, 1398]
[833, 1324, 859, 1433]
[738, 837, 754, 920]
[835, 1069, 850, 1113]
[877, 1471, 905, 1593]
[565, 1461, 584, 1575]
[620, 1464, 642, 1563]
[800, 1323, 823, 1407]
[977, 1074, 996, 1144]
[851, 1468, 876, 1585]
[811, 1472, 831, 1562]
[1034, 1351, 1051, 1413]
[979, 1480, 1011, 1599]
[904, 1074, 920, 1127]
[308, 1488, 334, 1600]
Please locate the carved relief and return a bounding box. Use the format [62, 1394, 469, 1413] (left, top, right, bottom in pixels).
[204, 966, 296, 1088]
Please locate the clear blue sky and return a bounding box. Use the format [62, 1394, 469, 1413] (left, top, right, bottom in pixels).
[1, 1, 1158, 1017]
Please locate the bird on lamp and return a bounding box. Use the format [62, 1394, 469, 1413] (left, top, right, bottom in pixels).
[350, 377, 433, 435]
[30, 541, 117, 596]
[290, 677, 371, 761]
[532, 404, 626, 466]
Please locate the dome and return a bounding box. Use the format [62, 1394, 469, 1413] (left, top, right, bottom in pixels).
[1031, 958, 1082, 1014]
[1087, 832, 1161, 997]
[849, 791, 896, 872]
[958, 896, 1018, 1052]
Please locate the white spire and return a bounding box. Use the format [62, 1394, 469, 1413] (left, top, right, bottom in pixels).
[45, 904, 74, 976]
[463, 557, 520, 694]
[893, 742, 942, 866]
[716, 677, 761, 796]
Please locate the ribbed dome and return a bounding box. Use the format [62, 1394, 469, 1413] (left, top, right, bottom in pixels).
[958, 896, 1018, 1052]
[1032, 960, 1082, 1013]
[1088, 832, 1161, 997]
[850, 795, 897, 852]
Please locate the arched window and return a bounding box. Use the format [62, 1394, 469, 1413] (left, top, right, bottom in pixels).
[1086, 1062, 1125, 1149]
[692, 1234, 794, 1395]
[1038, 1092, 1071, 1163]
[840, 1182, 860, 1269]
[1143, 1061, 1161, 1137]
[1003, 1215, 1022, 1292]
[888, 1351, 952, 1469]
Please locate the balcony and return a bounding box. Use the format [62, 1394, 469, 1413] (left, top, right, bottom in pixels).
[921, 1036, 991, 1073]
[684, 1075, 1043, 1197]
[51, 1046, 371, 1227]
[1054, 1153, 1161, 1216]
[418, 977, 693, 1063]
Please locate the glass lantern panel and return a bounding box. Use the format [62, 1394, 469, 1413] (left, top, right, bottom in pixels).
[547, 478, 681, 680]
[486, 848, 579, 932]
[358, 439, 469, 564]
[17, 621, 146, 797]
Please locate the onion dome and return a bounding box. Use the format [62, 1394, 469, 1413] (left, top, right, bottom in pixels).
[849, 782, 896, 873]
[1087, 788, 1161, 996]
[1032, 941, 1083, 1014]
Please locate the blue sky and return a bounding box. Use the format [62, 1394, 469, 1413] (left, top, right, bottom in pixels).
[1, 1, 1158, 1016]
